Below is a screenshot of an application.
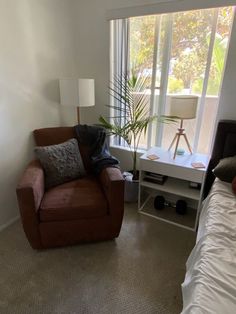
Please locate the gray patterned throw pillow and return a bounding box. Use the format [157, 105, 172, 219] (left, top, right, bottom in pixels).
[35, 138, 86, 189]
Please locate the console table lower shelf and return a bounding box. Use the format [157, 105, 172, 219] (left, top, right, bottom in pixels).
[138, 194, 197, 231]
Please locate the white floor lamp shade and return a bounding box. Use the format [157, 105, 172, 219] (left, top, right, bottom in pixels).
[59, 78, 95, 122]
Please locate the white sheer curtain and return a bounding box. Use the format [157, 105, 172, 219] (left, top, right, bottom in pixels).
[110, 19, 129, 146]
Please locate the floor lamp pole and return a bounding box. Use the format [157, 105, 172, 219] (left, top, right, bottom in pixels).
[77, 107, 80, 124]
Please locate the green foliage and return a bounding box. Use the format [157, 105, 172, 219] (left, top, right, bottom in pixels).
[207, 33, 228, 95]
[192, 33, 229, 96]
[130, 16, 156, 75]
[99, 73, 175, 179]
[192, 79, 203, 94]
[129, 7, 233, 95]
[168, 76, 184, 93]
[171, 9, 213, 89]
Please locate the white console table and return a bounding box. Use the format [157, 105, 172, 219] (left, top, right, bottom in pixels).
[138, 147, 209, 231]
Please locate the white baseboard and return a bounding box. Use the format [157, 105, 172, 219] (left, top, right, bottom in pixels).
[0, 215, 20, 232]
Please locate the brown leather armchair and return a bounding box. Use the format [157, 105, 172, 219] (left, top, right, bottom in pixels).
[16, 127, 124, 249]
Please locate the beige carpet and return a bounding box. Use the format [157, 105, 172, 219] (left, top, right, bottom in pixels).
[0, 204, 195, 314]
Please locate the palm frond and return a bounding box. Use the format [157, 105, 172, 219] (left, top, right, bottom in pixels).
[99, 72, 176, 176]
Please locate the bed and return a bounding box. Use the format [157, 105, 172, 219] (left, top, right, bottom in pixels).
[181, 120, 236, 314]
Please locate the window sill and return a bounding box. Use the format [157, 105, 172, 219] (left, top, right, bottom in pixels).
[110, 144, 147, 155]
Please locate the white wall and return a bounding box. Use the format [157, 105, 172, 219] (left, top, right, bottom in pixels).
[0, 0, 77, 229]
[73, 0, 236, 170]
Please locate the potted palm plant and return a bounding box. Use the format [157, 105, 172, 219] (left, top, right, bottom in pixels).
[99, 72, 173, 202]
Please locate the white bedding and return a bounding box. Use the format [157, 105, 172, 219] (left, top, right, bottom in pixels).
[181, 178, 236, 314]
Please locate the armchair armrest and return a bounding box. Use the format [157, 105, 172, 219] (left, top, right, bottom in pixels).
[99, 167, 124, 226]
[16, 160, 44, 249]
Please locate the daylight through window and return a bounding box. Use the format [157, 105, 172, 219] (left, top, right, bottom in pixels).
[110, 6, 234, 154]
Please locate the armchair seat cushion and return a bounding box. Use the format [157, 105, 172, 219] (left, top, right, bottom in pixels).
[40, 177, 108, 222]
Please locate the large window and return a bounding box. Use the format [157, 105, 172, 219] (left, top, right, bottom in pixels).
[110, 6, 234, 154]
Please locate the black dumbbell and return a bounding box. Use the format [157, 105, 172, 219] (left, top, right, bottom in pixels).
[154, 196, 172, 210]
[176, 200, 187, 215]
[154, 195, 166, 210]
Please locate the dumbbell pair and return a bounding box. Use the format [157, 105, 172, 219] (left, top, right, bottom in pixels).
[154, 195, 187, 215]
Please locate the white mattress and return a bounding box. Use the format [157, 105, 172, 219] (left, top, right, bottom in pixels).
[181, 178, 236, 314]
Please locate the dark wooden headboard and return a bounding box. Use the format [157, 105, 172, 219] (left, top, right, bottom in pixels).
[203, 120, 236, 198]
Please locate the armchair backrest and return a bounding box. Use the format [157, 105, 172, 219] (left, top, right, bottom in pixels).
[33, 127, 92, 173]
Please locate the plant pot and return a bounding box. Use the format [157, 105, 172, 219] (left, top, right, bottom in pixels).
[123, 172, 139, 203]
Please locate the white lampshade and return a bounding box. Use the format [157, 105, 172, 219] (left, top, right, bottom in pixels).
[59, 78, 95, 107]
[169, 95, 198, 119]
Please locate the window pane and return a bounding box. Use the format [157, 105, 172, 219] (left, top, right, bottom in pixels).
[169, 9, 214, 94]
[197, 6, 234, 154]
[120, 7, 234, 153]
[129, 16, 156, 148]
[196, 97, 219, 153]
[207, 7, 234, 97]
[129, 16, 156, 77]
[163, 8, 234, 154]
[150, 14, 168, 147]
[162, 9, 215, 153]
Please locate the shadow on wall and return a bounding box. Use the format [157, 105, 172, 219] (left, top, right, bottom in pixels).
[0, 131, 35, 228]
[42, 79, 60, 104]
[13, 132, 35, 185]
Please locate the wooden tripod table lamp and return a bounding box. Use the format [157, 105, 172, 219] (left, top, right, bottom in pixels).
[168, 95, 198, 159]
[59, 78, 95, 123]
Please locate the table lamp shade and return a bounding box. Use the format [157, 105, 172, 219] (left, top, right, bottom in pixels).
[59, 78, 95, 107]
[169, 95, 198, 119]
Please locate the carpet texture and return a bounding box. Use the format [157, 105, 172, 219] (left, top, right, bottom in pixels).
[0, 204, 195, 314]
